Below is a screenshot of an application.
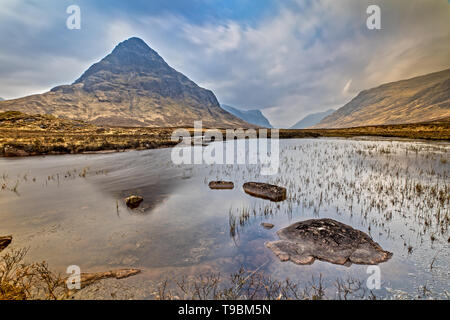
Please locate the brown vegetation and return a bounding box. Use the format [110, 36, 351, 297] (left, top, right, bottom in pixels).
[154, 267, 375, 300]
[278, 120, 450, 140]
[0, 246, 141, 300]
[0, 111, 177, 157]
[1, 111, 449, 158]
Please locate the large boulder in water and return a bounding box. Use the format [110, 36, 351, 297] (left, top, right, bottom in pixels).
[243, 182, 286, 202]
[266, 219, 392, 266]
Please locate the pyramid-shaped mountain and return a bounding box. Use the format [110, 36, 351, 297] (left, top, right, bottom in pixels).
[0, 37, 250, 128]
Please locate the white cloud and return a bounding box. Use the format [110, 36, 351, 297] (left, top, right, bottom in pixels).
[183, 21, 242, 54]
[342, 79, 352, 96]
[156, 0, 450, 127]
[0, 0, 449, 127]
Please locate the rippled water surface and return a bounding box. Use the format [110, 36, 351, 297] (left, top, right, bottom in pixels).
[0, 138, 449, 299]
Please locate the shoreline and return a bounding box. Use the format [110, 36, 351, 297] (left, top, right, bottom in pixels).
[1, 132, 449, 159]
[1, 111, 449, 158]
[0, 141, 178, 158]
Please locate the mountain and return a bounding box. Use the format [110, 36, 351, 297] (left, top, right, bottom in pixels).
[0, 98, 4, 101]
[0, 37, 251, 128]
[313, 69, 450, 128]
[221, 104, 272, 128]
[290, 109, 335, 129]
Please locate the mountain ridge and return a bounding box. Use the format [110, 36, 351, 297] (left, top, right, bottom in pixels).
[313, 68, 450, 128]
[221, 104, 272, 128]
[290, 109, 335, 129]
[0, 37, 251, 128]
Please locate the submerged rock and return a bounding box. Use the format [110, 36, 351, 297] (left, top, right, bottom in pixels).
[266, 218, 392, 266]
[65, 268, 141, 289]
[125, 195, 144, 209]
[209, 181, 234, 189]
[243, 182, 287, 202]
[0, 236, 12, 252]
[261, 223, 275, 229]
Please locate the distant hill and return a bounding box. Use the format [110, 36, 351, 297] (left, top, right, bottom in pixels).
[0, 98, 4, 101]
[0, 37, 251, 128]
[313, 69, 450, 128]
[221, 105, 272, 128]
[290, 109, 335, 129]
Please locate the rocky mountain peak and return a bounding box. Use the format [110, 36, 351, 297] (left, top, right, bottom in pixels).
[0, 37, 251, 128]
[107, 37, 166, 66]
[73, 37, 170, 87]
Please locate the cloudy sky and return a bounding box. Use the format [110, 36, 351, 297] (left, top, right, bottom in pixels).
[0, 0, 449, 127]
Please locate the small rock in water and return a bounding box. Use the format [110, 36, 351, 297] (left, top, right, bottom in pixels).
[243, 182, 286, 202]
[125, 195, 144, 209]
[209, 181, 234, 189]
[266, 218, 392, 266]
[0, 235, 12, 252]
[261, 223, 275, 229]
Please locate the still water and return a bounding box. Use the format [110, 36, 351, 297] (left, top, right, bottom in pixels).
[0, 138, 448, 299]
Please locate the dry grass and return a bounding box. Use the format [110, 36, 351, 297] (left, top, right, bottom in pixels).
[0, 111, 177, 157]
[153, 267, 375, 300]
[1, 247, 373, 300]
[0, 248, 68, 300]
[1, 111, 449, 157]
[278, 121, 450, 140]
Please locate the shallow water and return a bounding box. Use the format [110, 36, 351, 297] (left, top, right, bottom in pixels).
[0, 138, 449, 299]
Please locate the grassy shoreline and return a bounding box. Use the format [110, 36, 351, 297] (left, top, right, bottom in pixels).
[1, 111, 449, 157]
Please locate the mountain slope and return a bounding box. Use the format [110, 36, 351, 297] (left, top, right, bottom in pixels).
[221, 105, 272, 128]
[0, 37, 251, 128]
[313, 69, 450, 128]
[290, 109, 335, 129]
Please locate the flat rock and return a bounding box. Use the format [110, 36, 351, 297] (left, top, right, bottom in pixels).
[125, 195, 144, 209]
[261, 223, 275, 229]
[266, 218, 392, 266]
[209, 181, 234, 189]
[243, 182, 286, 202]
[65, 268, 141, 289]
[0, 236, 12, 252]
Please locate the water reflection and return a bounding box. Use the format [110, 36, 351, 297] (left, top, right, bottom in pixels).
[0, 138, 448, 299]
